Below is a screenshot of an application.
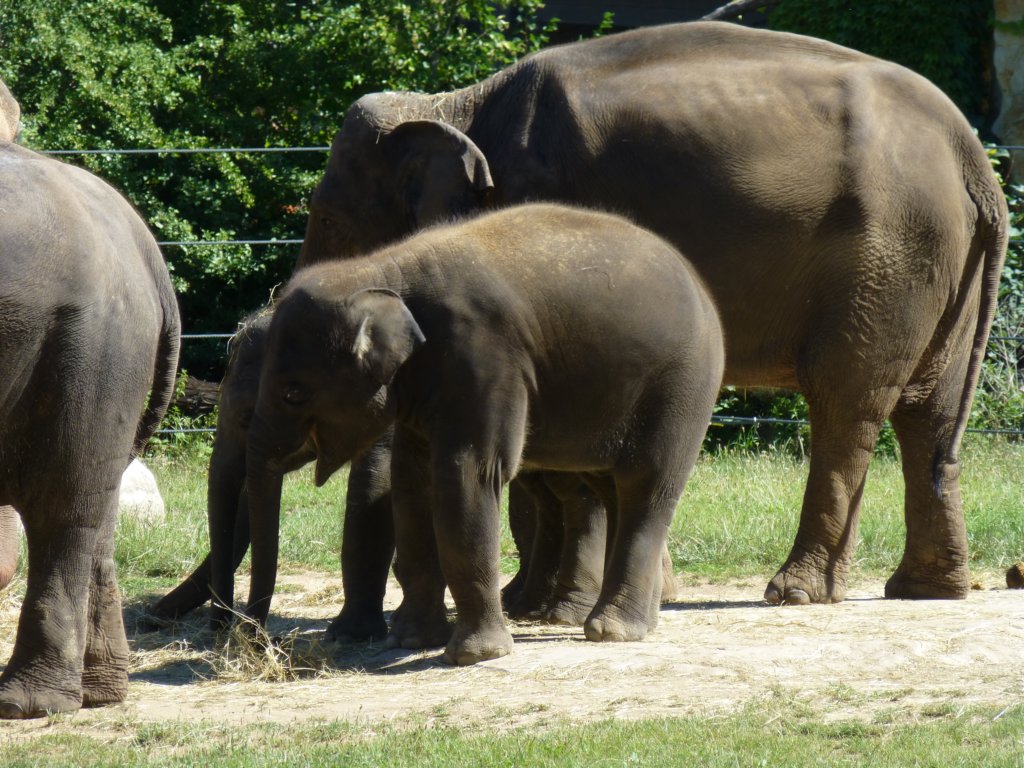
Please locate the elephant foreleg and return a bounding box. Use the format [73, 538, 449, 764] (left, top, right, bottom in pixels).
[326, 434, 395, 642]
[386, 428, 451, 651]
[541, 473, 607, 626]
[503, 473, 565, 620]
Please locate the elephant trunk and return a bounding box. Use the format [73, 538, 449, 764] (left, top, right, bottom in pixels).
[244, 442, 285, 628]
[207, 439, 250, 627]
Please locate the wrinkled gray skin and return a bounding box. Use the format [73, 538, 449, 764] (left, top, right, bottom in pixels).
[0, 143, 180, 718]
[0, 80, 21, 592]
[299, 21, 1008, 606]
[150, 315, 395, 642]
[244, 204, 724, 664]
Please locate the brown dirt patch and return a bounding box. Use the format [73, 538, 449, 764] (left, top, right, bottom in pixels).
[1, 571, 1022, 738]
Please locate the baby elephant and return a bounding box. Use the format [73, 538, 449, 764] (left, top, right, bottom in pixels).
[242, 203, 724, 665]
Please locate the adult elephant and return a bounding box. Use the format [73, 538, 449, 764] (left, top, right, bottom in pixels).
[0, 143, 180, 718]
[298, 21, 1007, 605]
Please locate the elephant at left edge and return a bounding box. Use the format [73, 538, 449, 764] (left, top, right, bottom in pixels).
[0, 141, 181, 719]
[0, 78, 21, 593]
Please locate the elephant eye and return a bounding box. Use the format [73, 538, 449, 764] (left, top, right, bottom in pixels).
[282, 385, 308, 406]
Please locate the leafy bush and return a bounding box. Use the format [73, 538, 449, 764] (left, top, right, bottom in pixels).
[1, 0, 552, 377]
[768, 0, 994, 127]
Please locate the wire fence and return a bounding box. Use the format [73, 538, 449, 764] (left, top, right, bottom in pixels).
[31, 143, 1024, 439]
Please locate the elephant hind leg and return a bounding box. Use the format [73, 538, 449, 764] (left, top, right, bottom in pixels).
[81, 511, 129, 708]
[764, 396, 895, 605]
[0, 518, 96, 718]
[885, 359, 972, 600]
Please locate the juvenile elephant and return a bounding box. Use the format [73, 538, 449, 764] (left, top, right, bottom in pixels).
[0, 143, 181, 718]
[241, 204, 724, 664]
[151, 311, 673, 634]
[150, 314, 395, 642]
[298, 21, 1008, 605]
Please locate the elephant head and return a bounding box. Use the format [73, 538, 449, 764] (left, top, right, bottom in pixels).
[244, 285, 425, 625]
[297, 93, 493, 267]
[0, 78, 21, 143]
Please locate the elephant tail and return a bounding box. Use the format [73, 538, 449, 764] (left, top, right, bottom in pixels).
[133, 272, 182, 458]
[934, 159, 1009, 495]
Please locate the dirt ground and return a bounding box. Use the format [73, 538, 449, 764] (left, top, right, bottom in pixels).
[1, 571, 1022, 737]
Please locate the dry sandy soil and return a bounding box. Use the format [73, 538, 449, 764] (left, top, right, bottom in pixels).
[1, 570, 1022, 738]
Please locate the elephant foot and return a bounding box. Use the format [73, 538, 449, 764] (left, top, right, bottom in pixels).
[385, 603, 452, 650]
[884, 562, 970, 600]
[542, 588, 598, 627]
[0, 677, 82, 720]
[81, 671, 128, 709]
[500, 569, 527, 612]
[442, 621, 513, 666]
[325, 607, 388, 643]
[504, 588, 556, 621]
[81, 658, 129, 709]
[583, 604, 653, 643]
[764, 553, 847, 605]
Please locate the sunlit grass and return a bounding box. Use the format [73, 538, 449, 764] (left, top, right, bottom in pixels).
[1, 704, 1020, 767]
[135, 435, 1024, 588]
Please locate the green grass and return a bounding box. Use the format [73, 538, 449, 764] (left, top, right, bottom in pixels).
[1, 705, 1021, 767]
[134, 434, 1024, 589]
[4, 437, 1022, 764]
[674, 435, 1024, 581]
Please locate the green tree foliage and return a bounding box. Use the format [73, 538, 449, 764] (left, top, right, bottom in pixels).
[0, 0, 550, 375]
[768, 0, 994, 127]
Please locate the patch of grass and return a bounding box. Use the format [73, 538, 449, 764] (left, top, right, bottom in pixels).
[672, 435, 1024, 581]
[132, 434, 1024, 590]
[0, 706, 1021, 767]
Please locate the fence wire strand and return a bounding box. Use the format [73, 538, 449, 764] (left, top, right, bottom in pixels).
[37, 143, 1019, 439]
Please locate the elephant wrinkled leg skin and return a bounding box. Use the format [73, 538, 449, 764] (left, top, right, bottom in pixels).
[542, 476, 607, 627]
[81, 556, 129, 708]
[443, 613, 513, 666]
[386, 599, 453, 650]
[504, 475, 565, 620]
[884, 370, 972, 600]
[764, 402, 888, 606]
[499, 479, 538, 612]
[0, 513, 121, 719]
[583, 472, 677, 644]
[326, 443, 395, 642]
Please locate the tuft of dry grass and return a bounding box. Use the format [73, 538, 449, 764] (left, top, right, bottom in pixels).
[207, 613, 337, 683]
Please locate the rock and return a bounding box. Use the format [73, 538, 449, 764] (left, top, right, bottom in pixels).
[1006, 562, 1024, 589]
[119, 459, 166, 523]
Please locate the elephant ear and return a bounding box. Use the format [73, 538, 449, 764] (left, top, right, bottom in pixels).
[383, 120, 494, 228]
[348, 289, 426, 387]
